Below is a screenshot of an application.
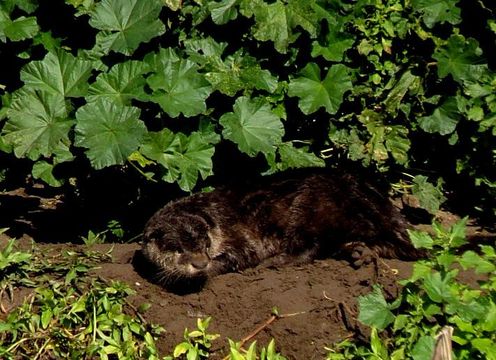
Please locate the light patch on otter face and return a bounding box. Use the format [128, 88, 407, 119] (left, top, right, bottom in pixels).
[206, 226, 226, 258]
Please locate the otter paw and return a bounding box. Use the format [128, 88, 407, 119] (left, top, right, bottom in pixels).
[340, 242, 375, 268]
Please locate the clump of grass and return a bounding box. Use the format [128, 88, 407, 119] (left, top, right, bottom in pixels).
[0, 236, 163, 359]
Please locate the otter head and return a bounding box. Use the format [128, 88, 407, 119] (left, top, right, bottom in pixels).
[141, 213, 217, 287]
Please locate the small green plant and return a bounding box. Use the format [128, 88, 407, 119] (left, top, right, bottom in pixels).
[166, 317, 220, 359]
[327, 218, 496, 359]
[227, 339, 287, 360]
[80, 220, 125, 245]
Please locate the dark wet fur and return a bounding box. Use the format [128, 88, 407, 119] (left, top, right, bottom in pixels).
[140, 169, 423, 289]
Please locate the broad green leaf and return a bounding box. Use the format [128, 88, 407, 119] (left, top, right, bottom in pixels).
[358, 286, 395, 330]
[75, 99, 146, 169]
[240, 0, 319, 53]
[89, 0, 165, 55]
[448, 217, 468, 248]
[209, 0, 239, 25]
[288, 63, 352, 115]
[3, 89, 73, 160]
[146, 48, 212, 118]
[358, 110, 410, 164]
[0, 0, 38, 14]
[173, 342, 190, 357]
[385, 125, 410, 164]
[140, 129, 215, 192]
[471, 339, 496, 360]
[185, 38, 278, 96]
[433, 35, 488, 84]
[32, 161, 63, 187]
[384, 71, 420, 115]
[482, 302, 496, 332]
[459, 251, 496, 273]
[408, 230, 434, 249]
[418, 98, 460, 135]
[423, 271, 456, 303]
[219, 96, 284, 157]
[412, 0, 461, 28]
[311, 19, 354, 62]
[276, 142, 325, 171]
[206, 53, 278, 96]
[411, 175, 446, 214]
[41, 308, 53, 329]
[411, 335, 435, 360]
[21, 49, 93, 98]
[164, 0, 182, 11]
[328, 125, 367, 162]
[0, 11, 39, 42]
[87, 60, 148, 104]
[370, 328, 389, 359]
[447, 299, 486, 322]
[183, 37, 227, 67]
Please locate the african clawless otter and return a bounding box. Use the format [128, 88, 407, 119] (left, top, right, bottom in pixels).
[141, 170, 422, 288]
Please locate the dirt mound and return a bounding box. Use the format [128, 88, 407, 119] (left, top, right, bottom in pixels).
[82, 243, 413, 359]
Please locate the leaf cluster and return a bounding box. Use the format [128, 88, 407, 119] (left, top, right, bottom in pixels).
[0, 240, 164, 359]
[328, 218, 496, 359]
[0, 1, 495, 214]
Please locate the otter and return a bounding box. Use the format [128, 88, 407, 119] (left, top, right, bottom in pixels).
[140, 170, 423, 289]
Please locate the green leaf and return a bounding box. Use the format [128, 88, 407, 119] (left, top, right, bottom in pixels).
[89, 0, 165, 55]
[206, 53, 278, 96]
[311, 19, 354, 62]
[412, 0, 461, 28]
[145, 48, 212, 118]
[482, 302, 496, 332]
[459, 250, 496, 274]
[411, 175, 446, 214]
[87, 60, 148, 105]
[370, 328, 389, 359]
[418, 98, 460, 135]
[471, 339, 496, 360]
[288, 63, 352, 115]
[358, 286, 395, 330]
[3, 89, 73, 160]
[140, 129, 215, 192]
[411, 335, 435, 360]
[0, 10, 39, 42]
[164, 0, 182, 11]
[408, 230, 434, 249]
[385, 125, 410, 164]
[240, 0, 319, 53]
[219, 96, 284, 157]
[423, 271, 456, 303]
[448, 216, 468, 248]
[275, 142, 325, 171]
[0, 0, 38, 14]
[209, 0, 239, 25]
[185, 38, 279, 96]
[384, 71, 420, 115]
[433, 35, 488, 84]
[173, 342, 190, 357]
[75, 99, 147, 169]
[21, 49, 93, 98]
[32, 161, 63, 187]
[41, 308, 53, 329]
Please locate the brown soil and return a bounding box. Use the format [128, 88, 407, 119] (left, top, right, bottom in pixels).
[1, 186, 492, 359]
[6, 240, 414, 359]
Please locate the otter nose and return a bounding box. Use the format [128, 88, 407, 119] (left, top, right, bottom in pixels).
[190, 255, 209, 270]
